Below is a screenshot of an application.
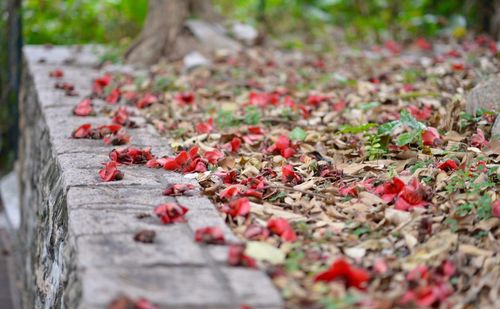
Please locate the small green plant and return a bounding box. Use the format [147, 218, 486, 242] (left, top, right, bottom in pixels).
[244, 106, 262, 125]
[365, 133, 387, 160]
[216, 110, 240, 128]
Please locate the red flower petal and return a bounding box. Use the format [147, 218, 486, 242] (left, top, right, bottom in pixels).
[154, 203, 188, 224]
[470, 128, 489, 149]
[437, 159, 458, 172]
[422, 127, 441, 146]
[195, 118, 214, 134]
[163, 183, 196, 196]
[72, 124, 93, 138]
[314, 258, 369, 290]
[281, 165, 301, 184]
[98, 161, 123, 182]
[267, 218, 297, 242]
[136, 93, 157, 109]
[49, 69, 64, 78]
[220, 186, 241, 200]
[394, 178, 429, 211]
[175, 92, 195, 105]
[73, 98, 95, 116]
[229, 137, 242, 152]
[227, 244, 256, 268]
[194, 226, 225, 245]
[224, 197, 251, 217]
[205, 149, 224, 164]
[106, 88, 121, 104]
[374, 177, 405, 202]
[92, 74, 112, 96]
[492, 200, 500, 218]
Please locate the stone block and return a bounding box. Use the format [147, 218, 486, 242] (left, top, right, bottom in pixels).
[76, 224, 206, 268]
[81, 267, 236, 308]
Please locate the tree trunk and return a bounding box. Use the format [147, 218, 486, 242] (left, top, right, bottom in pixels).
[475, 0, 500, 40]
[125, 0, 223, 66]
[124, 0, 189, 65]
[491, 0, 500, 40]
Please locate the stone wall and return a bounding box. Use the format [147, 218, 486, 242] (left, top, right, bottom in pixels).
[18, 46, 282, 309]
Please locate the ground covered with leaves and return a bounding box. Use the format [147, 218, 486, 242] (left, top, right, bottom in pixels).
[66, 36, 499, 308]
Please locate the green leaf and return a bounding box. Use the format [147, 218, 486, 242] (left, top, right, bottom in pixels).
[245, 241, 285, 265]
[400, 109, 426, 130]
[359, 101, 380, 110]
[339, 123, 376, 134]
[396, 130, 420, 146]
[289, 127, 307, 141]
[377, 120, 401, 135]
[244, 106, 261, 125]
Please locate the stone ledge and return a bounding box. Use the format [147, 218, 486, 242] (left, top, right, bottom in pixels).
[18, 46, 282, 309]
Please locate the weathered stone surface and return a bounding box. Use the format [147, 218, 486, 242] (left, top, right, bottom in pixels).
[67, 186, 166, 207]
[0, 169, 20, 229]
[81, 267, 236, 308]
[466, 76, 500, 136]
[76, 225, 207, 267]
[223, 267, 283, 308]
[18, 45, 282, 309]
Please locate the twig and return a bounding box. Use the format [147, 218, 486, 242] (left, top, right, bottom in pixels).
[266, 184, 330, 199]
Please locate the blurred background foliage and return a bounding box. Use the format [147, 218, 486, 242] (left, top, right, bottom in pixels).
[0, 0, 494, 174]
[23, 0, 481, 46]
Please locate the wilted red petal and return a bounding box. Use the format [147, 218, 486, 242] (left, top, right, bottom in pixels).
[385, 40, 402, 54]
[229, 137, 242, 152]
[154, 203, 188, 224]
[93, 74, 112, 96]
[135, 298, 159, 309]
[72, 124, 93, 138]
[175, 92, 195, 105]
[98, 161, 123, 182]
[422, 127, 441, 146]
[224, 197, 250, 217]
[275, 135, 290, 151]
[438, 159, 458, 172]
[416, 37, 432, 50]
[281, 165, 301, 184]
[220, 186, 241, 200]
[339, 184, 358, 197]
[307, 94, 328, 107]
[492, 200, 500, 218]
[136, 93, 157, 109]
[227, 244, 256, 268]
[49, 69, 64, 78]
[163, 184, 195, 196]
[470, 128, 489, 149]
[205, 149, 224, 164]
[374, 177, 405, 202]
[175, 151, 190, 165]
[163, 158, 181, 170]
[314, 258, 369, 290]
[394, 178, 429, 211]
[194, 226, 225, 245]
[103, 132, 131, 146]
[73, 98, 95, 116]
[244, 224, 270, 240]
[267, 218, 297, 242]
[195, 118, 214, 134]
[407, 105, 432, 121]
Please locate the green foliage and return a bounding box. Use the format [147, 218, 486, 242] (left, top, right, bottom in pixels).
[289, 127, 307, 141]
[339, 123, 377, 134]
[23, 0, 480, 46]
[23, 0, 147, 44]
[365, 134, 387, 160]
[218, 0, 473, 45]
[216, 110, 240, 128]
[244, 106, 262, 125]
